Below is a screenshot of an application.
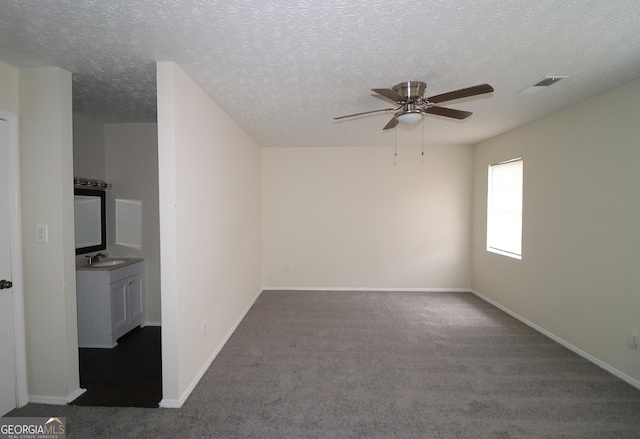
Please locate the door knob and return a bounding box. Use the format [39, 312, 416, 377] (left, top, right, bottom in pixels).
[0, 279, 13, 289]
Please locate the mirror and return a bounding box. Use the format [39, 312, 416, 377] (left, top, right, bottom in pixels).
[74, 188, 106, 255]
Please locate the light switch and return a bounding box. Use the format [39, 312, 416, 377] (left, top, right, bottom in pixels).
[36, 223, 48, 243]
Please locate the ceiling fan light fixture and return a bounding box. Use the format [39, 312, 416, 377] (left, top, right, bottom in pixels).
[335, 81, 494, 130]
[396, 111, 423, 125]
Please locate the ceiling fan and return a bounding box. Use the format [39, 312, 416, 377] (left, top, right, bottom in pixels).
[334, 81, 494, 130]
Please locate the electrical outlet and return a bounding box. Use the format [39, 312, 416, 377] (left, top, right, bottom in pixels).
[201, 323, 207, 338]
[287, 265, 293, 273]
[628, 333, 639, 350]
[486, 273, 492, 283]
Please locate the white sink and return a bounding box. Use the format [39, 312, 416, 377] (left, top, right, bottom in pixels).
[90, 259, 127, 267]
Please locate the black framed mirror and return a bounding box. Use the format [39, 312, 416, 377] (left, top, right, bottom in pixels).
[74, 188, 107, 255]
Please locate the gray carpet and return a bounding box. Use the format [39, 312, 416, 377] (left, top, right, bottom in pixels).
[8, 290, 640, 438]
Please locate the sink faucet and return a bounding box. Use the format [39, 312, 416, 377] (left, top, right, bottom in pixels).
[86, 253, 107, 265]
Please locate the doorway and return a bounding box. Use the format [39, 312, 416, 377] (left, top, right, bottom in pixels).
[72, 113, 162, 407]
[0, 111, 28, 416]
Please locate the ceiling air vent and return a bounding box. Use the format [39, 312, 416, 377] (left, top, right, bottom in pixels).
[516, 76, 568, 94]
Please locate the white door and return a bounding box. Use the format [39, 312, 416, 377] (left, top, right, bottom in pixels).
[0, 115, 18, 415]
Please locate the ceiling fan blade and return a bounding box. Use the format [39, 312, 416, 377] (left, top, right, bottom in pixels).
[372, 88, 405, 103]
[334, 107, 396, 120]
[383, 115, 399, 130]
[425, 106, 473, 120]
[427, 84, 494, 104]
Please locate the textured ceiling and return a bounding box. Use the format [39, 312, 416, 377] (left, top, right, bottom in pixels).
[1, 0, 640, 148]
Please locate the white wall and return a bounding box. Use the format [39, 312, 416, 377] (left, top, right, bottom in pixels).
[471, 78, 640, 385]
[157, 62, 262, 405]
[18, 67, 81, 402]
[0, 61, 18, 113]
[262, 145, 473, 290]
[73, 112, 105, 180]
[105, 123, 161, 324]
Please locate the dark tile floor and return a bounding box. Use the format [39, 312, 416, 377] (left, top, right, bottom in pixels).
[72, 326, 162, 408]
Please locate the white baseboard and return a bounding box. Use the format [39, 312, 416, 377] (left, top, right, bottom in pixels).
[29, 396, 68, 406]
[67, 387, 87, 403]
[471, 289, 640, 391]
[29, 387, 86, 406]
[262, 287, 472, 292]
[159, 288, 263, 409]
[144, 321, 162, 327]
[158, 398, 181, 409]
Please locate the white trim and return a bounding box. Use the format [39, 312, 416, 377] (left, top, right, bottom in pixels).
[1, 110, 28, 409]
[27, 387, 86, 406]
[144, 321, 162, 327]
[158, 398, 181, 409]
[490, 156, 523, 167]
[28, 396, 68, 406]
[486, 247, 522, 260]
[66, 387, 86, 403]
[29, 388, 87, 405]
[471, 289, 640, 391]
[262, 287, 472, 292]
[158, 288, 263, 409]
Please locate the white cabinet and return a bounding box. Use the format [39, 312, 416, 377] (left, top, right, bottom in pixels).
[76, 260, 145, 348]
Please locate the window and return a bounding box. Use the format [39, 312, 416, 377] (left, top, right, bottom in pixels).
[487, 158, 523, 259]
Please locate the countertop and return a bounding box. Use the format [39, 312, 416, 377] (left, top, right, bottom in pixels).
[76, 257, 144, 271]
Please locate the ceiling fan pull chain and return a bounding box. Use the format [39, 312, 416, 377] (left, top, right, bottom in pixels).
[394, 126, 398, 157]
[421, 118, 425, 157]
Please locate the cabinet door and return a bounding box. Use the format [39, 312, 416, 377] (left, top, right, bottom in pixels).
[127, 272, 145, 326]
[110, 278, 129, 339]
